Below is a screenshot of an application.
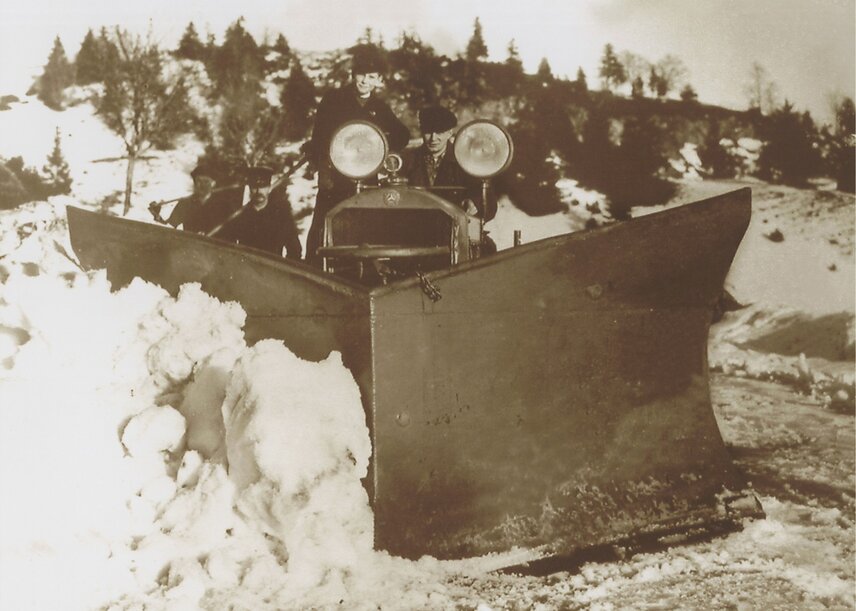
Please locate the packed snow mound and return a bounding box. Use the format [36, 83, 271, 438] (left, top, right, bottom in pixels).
[0, 238, 480, 610]
[223, 342, 373, 589]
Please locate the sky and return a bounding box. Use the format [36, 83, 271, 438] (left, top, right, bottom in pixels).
[0, 0, 853, 121]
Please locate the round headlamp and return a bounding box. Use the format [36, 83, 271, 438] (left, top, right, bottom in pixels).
[329, 121, 388, 179]
[453, 120, 513, 179]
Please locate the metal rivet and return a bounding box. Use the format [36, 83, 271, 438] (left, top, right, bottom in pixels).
[395, 412, 411, 427]
[586, 283, 604, 300]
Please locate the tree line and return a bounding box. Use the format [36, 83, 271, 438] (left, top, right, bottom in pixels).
[5, 18, 853, 213]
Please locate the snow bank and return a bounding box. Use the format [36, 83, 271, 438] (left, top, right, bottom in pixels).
[0, 94, 203, 213]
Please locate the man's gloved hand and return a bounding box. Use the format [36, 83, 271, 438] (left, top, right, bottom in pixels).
[148, 202, 165, 224]
[299, 141, 317, 174]
[462, 198, 479, 217]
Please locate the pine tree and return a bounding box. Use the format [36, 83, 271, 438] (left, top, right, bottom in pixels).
[631, 76, 645, 98]
[210, 18, 264, 94]
[95, 30, 195, 214]
[680, 84, 698, 103]
[38, 37, 75, 110]
[75, 29, 102, 84]
[829, 96, 855, 192]
[42, 127, 72, 195]
[176, 22, 205, 61]
[505, 39, 523, 73]
[598, 44, 626, 92]
[699, 120, 737, 178]
[280, 58, 317, 141]
[575, 67, 588, 92]
[465, 18, 488, 63]
[536, 58, 553, 83]
[273, 33, 290, 57]
[758, 100, 820, 186]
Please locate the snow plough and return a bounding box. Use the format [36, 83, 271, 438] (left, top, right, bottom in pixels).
[67, 119, 762, 562]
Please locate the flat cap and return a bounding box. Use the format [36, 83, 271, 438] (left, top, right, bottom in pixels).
[350, 44, 388, 75]
[242, 166, 274, 187]
[419, 106, 457, 134]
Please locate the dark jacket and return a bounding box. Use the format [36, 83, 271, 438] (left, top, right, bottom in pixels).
[307, 84, 410, 173]
[400, 144, 497, 222]
[166, 187, 242, 234]
[305, 84, 410, 265]
[221, 188, 302, 258]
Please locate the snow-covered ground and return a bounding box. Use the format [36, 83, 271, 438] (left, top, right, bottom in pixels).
[1, 96, 854, 609]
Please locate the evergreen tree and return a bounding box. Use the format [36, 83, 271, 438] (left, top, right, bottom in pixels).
[272, 33, 290, 57]
[38, 37, 75, 110]
[210, 18, 265, 94]
[465, 18, 488, 63]
[176, 22, 205, 61]
[758, 100, 820, 186]
[631, 76, 645, 99]
[268, 33, 292, 72]
[647, 65, 667, 98]
[575, 67, 588, 92]
[75, 29, 102, 84]
[536, 58, 553, 83]
[388, 31, 442, 107]
[94, 30, 195, 214]
[598, 44, 626, 92]
[505, 39, 523, 72]
[280, 58, 317, 141]
[698, 120, 737, 178]
[828, 96, 854, 192]
[680, 84, 698, 103]
[42, 127, 72, 195]
[358, 27, 376, 46]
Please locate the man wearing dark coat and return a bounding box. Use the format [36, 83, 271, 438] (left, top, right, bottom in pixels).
[401, 106, 498, 254]
[220, 167, 303, 259]
[152, 163, 242, 235]
[304, 44, 410, 266]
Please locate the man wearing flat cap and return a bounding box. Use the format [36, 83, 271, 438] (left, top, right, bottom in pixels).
[153, 160, 242, 235]
[303, 43, 410, 266]
[402, 105, 498, 223]
[220, 166, 302, 258]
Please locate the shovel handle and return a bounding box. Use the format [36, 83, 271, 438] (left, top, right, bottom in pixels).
[205, 155, 308, 238]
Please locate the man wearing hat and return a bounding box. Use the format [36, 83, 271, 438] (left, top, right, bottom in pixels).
[220, 166, 302, 259]
[152, 161, 242, 235]
[402, 105, 498, 222]
[303, 43, 410, 266]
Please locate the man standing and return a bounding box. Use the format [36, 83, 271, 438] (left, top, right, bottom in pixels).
[220, 166, 302, 259]
[402, 105, 498, 223]
[151, 162, 242, 234]
[304, 44, 410, 265]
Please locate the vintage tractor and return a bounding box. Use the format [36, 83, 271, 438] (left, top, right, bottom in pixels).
[66, 118, 761, 564]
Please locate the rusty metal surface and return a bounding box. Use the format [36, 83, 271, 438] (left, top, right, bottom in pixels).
[66, 187, 757, 561]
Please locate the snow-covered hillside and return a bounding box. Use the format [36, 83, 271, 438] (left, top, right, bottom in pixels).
[0, 94, 854, 610]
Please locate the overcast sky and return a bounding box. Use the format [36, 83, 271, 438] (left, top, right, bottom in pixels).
[1, 0, 853, 121]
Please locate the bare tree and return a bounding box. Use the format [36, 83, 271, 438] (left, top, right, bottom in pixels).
[648, 55, 688, 99]
[744, 62, 778, 115]
[619, 51, 650, 95]
[95, 29, 194, 215]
